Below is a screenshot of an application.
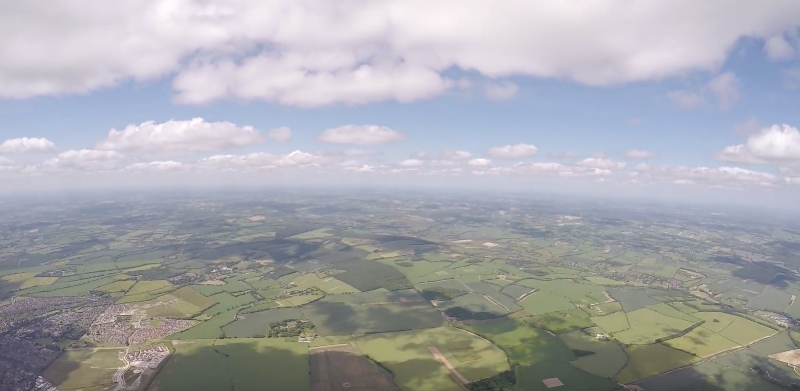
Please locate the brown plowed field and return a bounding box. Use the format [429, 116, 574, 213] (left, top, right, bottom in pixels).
[310, 344, 398, 391]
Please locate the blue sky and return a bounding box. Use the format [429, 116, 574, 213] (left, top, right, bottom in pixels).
[1, 1, 799, 206]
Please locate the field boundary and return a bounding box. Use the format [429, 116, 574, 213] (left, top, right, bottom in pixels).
[427, 346, 469, 385]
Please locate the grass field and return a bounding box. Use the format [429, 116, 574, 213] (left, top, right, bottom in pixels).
[44, 348, 124, 391]
[152, 338, 310, 391]
[291, 273, 360, 294]
[559, 330, 627, 378]
[96, 279, 136, 293]
[436, 293, 509, 320]
[499, 284, 534, 300]
[664, 326, 740, 357]
[223, 308, 305, 338]
[355, 330, 462, 391]
[415, 327, 509, 382]
[746, 286, 791, 313]
[170, 286, 217, 309]
[583, 301, 623, 317]
[310, 344, 396, 391]
[517, 279, 605, 303]
[127, 280, 173, 295]
[647, 303, 702, 323]
[695, 312, 738, 332]
[613, 307, 695, 345]
[516, 360, 617, 391]
[527, 310, 594, 334]
[302, 300, 444, 336]
[201, 292, 256, 316]
[591, 311, 629, 334]
[606, 288, 659, 312]
[518, 291, 575, 316]
[717, 316, 777, 345]
[583, 276, 625, 286]
[461, 320, 575, 365]
[615, 343, 699, 384]
[169, 309, 238, 339]
[285, 293, 323, 306]
[465, 281, 523, 312]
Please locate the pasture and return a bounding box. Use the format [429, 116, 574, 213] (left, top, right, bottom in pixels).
[201, 292, 256, 316]
[465, 280, 523, 312]
[96, 279, 136, 293]
[437, 293, 509, 320]
[559, 329, 627, 378]
[285, 293, 324, 306]
[527, 310, 594, 334]
[615, 343, 698, 384]
[717, 316, 776, 345]
[747, 286, 791, 312]
[461, 320, 575, 365]
[664, 326, 739, 357]
[126, 279, 173, 295]
[518, 291, 575, 316]
[354, 330, 463, 391]
[223, 308, 305, 338]
[310, 344, 397, 391]
[516, 360, 617, 391]
[415, 327, 509, 382]
[44, 348, 123, 391]
[169, 309, 238, 339]
[613, 307, 695, 345]
[606, 287, 660, 312]
[152, 338, 310, 391]
[302, 300, 444, 336]
[591, 311, 629, 334]
[583, 276, 625, 286]
[292, 273, 359, 294]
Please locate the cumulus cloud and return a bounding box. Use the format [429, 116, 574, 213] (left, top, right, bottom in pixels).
[626, 150, 658, 159]
[440, 150, 472, 160]
[484, 81, 519, 101]
[125, 161, 187, 172]
[0, 137, 57, 153]
[94, 118, 264, 156]
[316, 125, 405, 145]
[267, 127, 292, 144]
[668, 72, 740, 110]
[40, 149, 124, 172]
[398, 159, 424, 168]
[642, 165, 779, 187]
[716, 124, 800, 164]
[764, 35, 795, 61]
[575, 158, 627, 170]
[4, 2, 800, 106]
[468, 158, 492, 167]
[486, 144, 538, 159]
[196, 150, 326, 172]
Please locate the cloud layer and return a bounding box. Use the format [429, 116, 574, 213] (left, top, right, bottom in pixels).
[3, 1, 800, 106]
[316, 125, 405, 145]
[0, 137, 57, 153]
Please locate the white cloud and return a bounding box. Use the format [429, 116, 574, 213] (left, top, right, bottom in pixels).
[626, 150, 658, 159]
[575, 158, 627, 170]
[440, 150, 472, 160]
[94, 118, 263, 156]
[0, 137, 57, 153]
[668, 71, 740, 110]
[764, 35, 795, 61]
[4, 2, 800, 106]
[716, 124, 800, 164]
[634, 163, 651, 171]
[641, 165, 780, 187]
[398, 159, 424, 168]
[484, 81, 519, 101]
[196, 150, 327, 171]
[316, 125, 405, 145]
[41, 149, 124, 172]
[486, 144, 538, 159]
[468, 158, 492, 167]
[343, 149, 378, 157]
[267, 127, 292, 144]
[125, 161, 187, 172]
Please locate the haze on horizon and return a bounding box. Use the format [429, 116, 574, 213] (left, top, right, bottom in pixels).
[1, 1, 800, 210]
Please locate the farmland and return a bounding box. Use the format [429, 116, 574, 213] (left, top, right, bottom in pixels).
[0, 192, 797, 391]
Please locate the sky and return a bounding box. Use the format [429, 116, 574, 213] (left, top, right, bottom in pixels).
[1, 1, 800, 207]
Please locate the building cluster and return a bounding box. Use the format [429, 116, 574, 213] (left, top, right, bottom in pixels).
[33, 376, 59, 391]
[0, 335, 59, 370]
[0, 295, 108, 334]
[13, 304, 107, 341]
[756, 311, 798, 328]
[0, 360, 36, 391]
[90, 304, 196, 345]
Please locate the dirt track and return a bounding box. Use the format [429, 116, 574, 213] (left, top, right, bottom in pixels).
[427, 346, 468, 385]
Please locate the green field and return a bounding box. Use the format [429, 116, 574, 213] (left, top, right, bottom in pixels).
[591, 311, 629, 334]
[290, 273, 359, 294]
[153, 338, 310, 391]
[462, 320, 575, 365]
[516, 360, 617, 391]
[201, 292, 256, 316]
[717, 316, 777, 345]
[559, 329, 628, 378]
[284, 293, 323, 306]
[615, 343, 699, 383]
[527, 310, 594, 334]
[44, 348, 124, 391]
[355, 330, 462, 391]
[415, 327, 509, 381]
[613, 307, 695, 345]
[302, 299, 444, 335]
[647, 303, 702, 323]
[664, 326, 740, 357]
[95, 279, 136, 293]
[518, 291, 575, 315]
[223, 308, 305, 338]
[126, 279, 173, 295]
[169, 309, 238, 339]
[584, 276, 625, 286]
[437, 293, 509, 320]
